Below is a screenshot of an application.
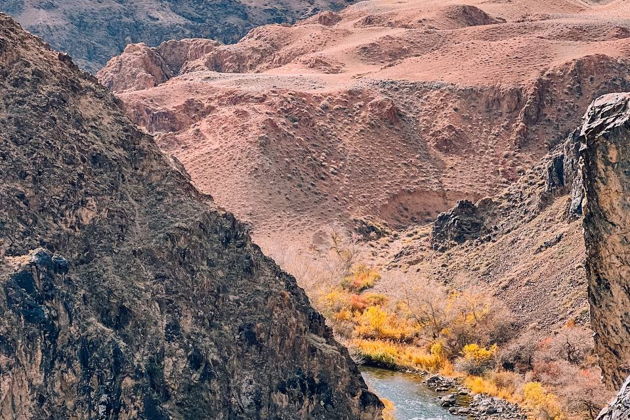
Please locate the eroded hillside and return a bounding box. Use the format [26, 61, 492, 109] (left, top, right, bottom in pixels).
[98, 0, 630, 256]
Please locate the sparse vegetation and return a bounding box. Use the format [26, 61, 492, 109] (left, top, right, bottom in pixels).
[268, 230, 611, 419]
[456, 344, 497, 376]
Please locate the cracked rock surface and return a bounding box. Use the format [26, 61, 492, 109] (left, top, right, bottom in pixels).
[580, 93, 630, 390]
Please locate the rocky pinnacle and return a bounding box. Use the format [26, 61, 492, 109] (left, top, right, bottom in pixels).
[580, 93, 630, 390]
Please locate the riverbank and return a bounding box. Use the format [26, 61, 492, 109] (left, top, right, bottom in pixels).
[360, 363, 526, 419]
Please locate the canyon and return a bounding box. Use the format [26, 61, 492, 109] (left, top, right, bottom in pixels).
[95, 0, 630, 417]
[97, 0, 630, 256]
[96, 0, 630, 341]
[1, 0, 630, 418]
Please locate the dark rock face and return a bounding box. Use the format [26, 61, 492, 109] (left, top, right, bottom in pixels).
[431, 200, 486, 251]
[597, 375, 630, 420]
[0, 14, 381, 419]
[542, 131, 584, 218]
[580, 92, 630, 389]
[564, 131, 585, 218]
[0, 0, 354, 72]
[545, 154, 566, 192]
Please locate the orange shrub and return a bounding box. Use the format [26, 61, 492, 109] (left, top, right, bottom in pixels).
[522, 382, 565, 420]
[456, 344, 498, 375]
[348, 294, 368, 311]
[341, 265, 380, 292]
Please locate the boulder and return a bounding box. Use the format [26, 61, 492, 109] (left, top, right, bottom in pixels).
[431, 200, 487, 251]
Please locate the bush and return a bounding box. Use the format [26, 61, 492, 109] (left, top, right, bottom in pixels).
[522, 382, 564, 420]
[464, 376, 513, 400]
[489, 370, 522, 396]
[364, 292, 388, 306]
[557, 368, 611, 419]
[499, 329, 539, 372]
[341, 264, 380, 292]
[320, 288, 348, 314]
[354, 339, 398, 368]
[354, 306, 419, 342]
[535, 326, 593, 365]
[400, 282, 515, 355]
[445, 288, 515, 352]
[355, 306, 388, 338]
[353, 339, 447, 372]
[456, 344, 497, 375]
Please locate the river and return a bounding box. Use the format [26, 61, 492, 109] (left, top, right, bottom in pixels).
[360, 366, 463, 420]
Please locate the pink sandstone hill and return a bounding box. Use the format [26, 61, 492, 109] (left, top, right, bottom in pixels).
[98, 0, 630, 257]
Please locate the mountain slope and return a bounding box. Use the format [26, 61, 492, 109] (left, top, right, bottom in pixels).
[0, 0, 353, 72]
[0, 14, 381, 419]
[358, 130, 588, 339]
[98, 0, 630, 255]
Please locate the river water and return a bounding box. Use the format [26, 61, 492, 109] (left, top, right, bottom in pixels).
[360, 367, 463, 420]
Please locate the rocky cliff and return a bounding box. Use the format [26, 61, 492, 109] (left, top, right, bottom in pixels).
[0, 0, 353, 72]
[597, 376, 630, 420]
[580, 92, 630, 389]
[0, 14, 381, 419]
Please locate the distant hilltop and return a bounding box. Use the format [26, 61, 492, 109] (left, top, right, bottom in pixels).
[0, 0, 354, 72]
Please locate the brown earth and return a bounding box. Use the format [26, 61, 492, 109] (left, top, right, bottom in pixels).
[98, 0, 630, 261]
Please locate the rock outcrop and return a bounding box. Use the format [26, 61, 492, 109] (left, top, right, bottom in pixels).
[580, 92, 630, 389]
[431, 200, 487, 251]
[597, 376, 630, 420]
[0, 14, 381, 419]
[0, 0, 353, 72]
[97, 39, 222, 93]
